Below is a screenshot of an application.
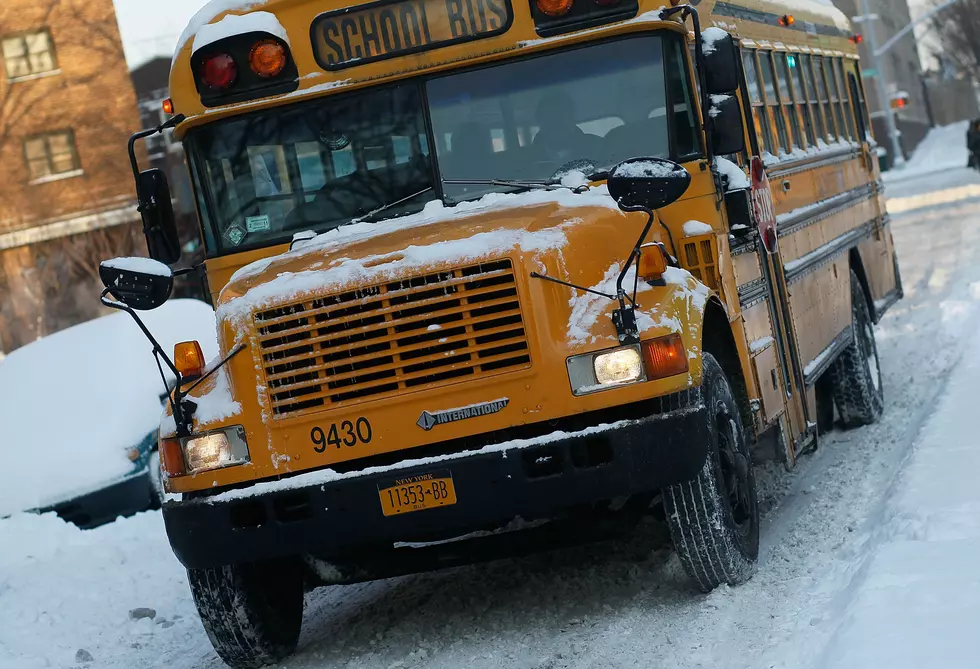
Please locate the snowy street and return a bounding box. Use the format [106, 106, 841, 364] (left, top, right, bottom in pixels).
[6, 155, 980, 668]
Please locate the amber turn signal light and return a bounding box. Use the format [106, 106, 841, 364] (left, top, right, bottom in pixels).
[249, 39, 287, 78]
[778, 14, 795, 25]
[537, 0, 574, 16]
[160, 437, 186, 478]
[642, 334, 688, 380]
[638, 242, 668, 281]
[162, 98, 174, 115]
[175, 340, 205, 380]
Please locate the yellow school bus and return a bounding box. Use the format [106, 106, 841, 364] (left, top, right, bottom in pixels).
[99, 0, 901, 664]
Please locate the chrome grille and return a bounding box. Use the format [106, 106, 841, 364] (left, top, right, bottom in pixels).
[254, 259, 531, 417]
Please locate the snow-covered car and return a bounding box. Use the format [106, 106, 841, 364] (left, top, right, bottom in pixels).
[0, 299, 217, 529]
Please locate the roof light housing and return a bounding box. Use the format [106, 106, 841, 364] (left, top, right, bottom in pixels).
[191, 31, 298, 107]
[529, 0, 638, 36]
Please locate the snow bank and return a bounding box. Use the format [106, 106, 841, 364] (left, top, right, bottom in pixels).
[0, 300, 218, 517]
[192, 10, 289, 53]
[884, 120, 970, 183]
[819, 324, 980, 668]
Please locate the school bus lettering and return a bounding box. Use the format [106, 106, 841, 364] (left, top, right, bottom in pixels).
[110, 0, 905, 663]
[313, 0, 511, 68]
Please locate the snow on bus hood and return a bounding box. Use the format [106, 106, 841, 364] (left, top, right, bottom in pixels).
[0, 300, 218, 518]
[216, 186, 622, 327]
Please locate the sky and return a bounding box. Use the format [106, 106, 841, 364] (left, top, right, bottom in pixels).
[112, 0, 209, 67]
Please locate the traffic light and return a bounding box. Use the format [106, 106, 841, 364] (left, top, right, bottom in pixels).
[890, 91, 910, 110]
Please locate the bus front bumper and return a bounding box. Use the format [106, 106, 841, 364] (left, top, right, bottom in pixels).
[163, 396, 710, 571]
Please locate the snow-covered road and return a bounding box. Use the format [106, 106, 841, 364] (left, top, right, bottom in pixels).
[6, 167, 980, 669]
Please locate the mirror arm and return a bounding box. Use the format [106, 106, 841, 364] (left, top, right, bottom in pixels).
[128, 114, 187, 191]
[661, 5, 714, 163]
[100, 287, 191, 437]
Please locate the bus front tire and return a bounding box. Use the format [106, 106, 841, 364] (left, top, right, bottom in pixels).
[188, 558, 303, 669]
[662, 353, 760, 592]
[831, 269, 884, 428]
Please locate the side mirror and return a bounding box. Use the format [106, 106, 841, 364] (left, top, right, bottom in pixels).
[99, 257, 174, 311]
[137, 168, 181, 265]
[709, 95, 746, 156]
[607, 158, 692, 211]
[702, 28, 740, 95]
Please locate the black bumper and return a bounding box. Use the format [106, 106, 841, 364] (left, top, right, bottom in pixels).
[43, 471, 152, 530]
[164, 397, 710, 570]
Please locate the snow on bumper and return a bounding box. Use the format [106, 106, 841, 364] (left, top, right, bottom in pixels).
[162, 390, 709, 570]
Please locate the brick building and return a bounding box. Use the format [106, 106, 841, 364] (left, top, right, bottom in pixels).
[0, 0, 146, 352]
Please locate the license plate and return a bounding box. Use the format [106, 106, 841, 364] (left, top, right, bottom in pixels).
[378, 471, 457, 516]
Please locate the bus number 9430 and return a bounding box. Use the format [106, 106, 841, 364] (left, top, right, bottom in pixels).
[311, 418, 373, 452]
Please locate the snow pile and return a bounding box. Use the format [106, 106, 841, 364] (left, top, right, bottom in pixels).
[819, 324, 980, 668]
[192, 10, 289, 52]
[0, 300, 218, 517]
[884, 120, 970, 183]
[101, 257, 172, 277]
[682, 220, 713, 236]
[716, 156, 750, 190]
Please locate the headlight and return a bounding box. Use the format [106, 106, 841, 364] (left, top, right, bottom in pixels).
[567, 345, 646, 396]
[181, 426, 249, 474]
[594, 347, 644, 385]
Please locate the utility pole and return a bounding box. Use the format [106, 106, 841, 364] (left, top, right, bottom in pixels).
[855, 0, 906, 168]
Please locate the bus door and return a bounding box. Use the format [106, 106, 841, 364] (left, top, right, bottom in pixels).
[750, 157, 814, 464]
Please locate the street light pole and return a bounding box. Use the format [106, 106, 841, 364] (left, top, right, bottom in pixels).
[856, 0, 906, 167]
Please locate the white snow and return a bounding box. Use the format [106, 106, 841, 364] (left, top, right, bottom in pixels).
[192, 10, 289, 53]
[0, 300, 217, 518]
[682, 220, 713, 236]
[220, 186, 618, 323]
[749, 335, 774, 353]
[701, 27, 729, 55]
[884, 120, 970, 184]
[559, 170, 590, 189]
[716, 156, 750, 190]
[708, 93, 731, 119]
[612, 159, 678, 178]
[101, 257, 172, 277]
[176, 0, 268, 54]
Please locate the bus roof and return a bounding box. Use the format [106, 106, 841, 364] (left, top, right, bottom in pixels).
[168, 0, 852, 129]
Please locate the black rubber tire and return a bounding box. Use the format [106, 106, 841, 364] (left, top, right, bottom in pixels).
[830, 270, 884, 428]
[188, 559, 304, 669]
[662, 353, 760, 592]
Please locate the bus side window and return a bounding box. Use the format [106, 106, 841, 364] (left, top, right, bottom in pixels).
[847, 71, 869, 142]
[774, 52, 804, 151]
[800, 54, 829, 143]
[833, 58, 857, 141]
[742, 50, 775, 156]
[815, 56, 843, 141]
[785, 53, 816, 148]
[758, 50, 791, 154]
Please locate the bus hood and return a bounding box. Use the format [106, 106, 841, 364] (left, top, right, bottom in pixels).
[214, 186, 635, 333]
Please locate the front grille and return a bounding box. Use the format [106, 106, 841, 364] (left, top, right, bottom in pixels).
[254, 259, 531, 418]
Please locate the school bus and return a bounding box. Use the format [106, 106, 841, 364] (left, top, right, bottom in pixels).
[99, 0, 901, 664]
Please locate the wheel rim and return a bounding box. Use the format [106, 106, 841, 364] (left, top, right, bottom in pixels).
[862, 323, 881, 392]
[715, 400, 753, 535]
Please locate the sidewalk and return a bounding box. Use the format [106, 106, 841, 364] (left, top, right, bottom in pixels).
[819, 327, 980, 668]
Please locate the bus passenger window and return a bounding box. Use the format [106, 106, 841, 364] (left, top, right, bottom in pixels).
[774, 52, 804, 151]
[742, 50, 775, 156]
[786, 53, 816, 148]
[759, 51, 790, 154]
[801, 55, 829, 143]
[823, 58, 846, 142]
[813, 57, 840, 140]
[833, 59, 857, 140]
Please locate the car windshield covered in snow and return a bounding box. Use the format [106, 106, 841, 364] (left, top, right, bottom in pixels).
[186, 33, 699, 254]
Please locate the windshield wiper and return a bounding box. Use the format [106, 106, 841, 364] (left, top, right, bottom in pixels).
[354, 186, 434, 224]
[443, 177, 592, 194]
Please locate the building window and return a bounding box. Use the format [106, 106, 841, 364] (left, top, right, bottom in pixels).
[742, 50, 775, 155]
[23, 130, 80, 181]
[2, 30, 58, 80]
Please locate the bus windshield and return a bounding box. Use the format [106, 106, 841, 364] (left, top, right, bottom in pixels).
[188, 33, 698, 255]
